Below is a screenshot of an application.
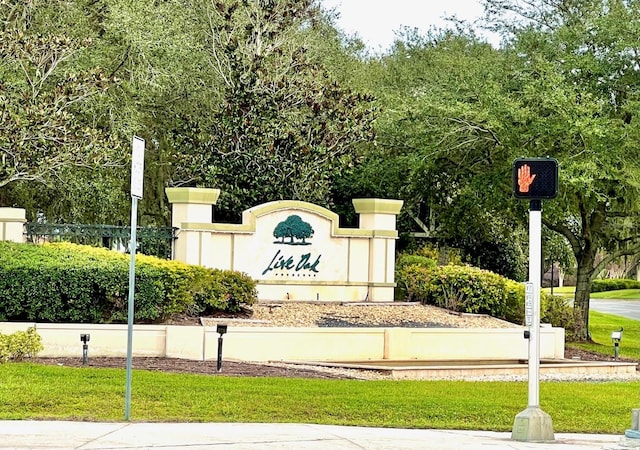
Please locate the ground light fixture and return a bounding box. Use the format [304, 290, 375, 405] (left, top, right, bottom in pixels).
[80, 333, 90, 366]
[216, 324, 228, 372]
[611, 328, 623, 360]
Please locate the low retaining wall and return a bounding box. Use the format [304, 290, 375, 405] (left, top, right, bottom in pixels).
[0, 322, 565, 362]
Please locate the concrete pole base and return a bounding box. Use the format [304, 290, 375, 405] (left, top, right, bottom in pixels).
[511, 406, 555, 442]
[623, 409, 640, 446]
[631, 408, 640, 431]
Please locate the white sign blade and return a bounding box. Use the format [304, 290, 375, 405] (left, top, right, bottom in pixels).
[131, 136, 145, 199]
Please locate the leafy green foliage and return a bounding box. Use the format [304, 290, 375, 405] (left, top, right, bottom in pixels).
[355, 0, 640, 340]
[396, 245, 511, 316]
[478, 1, 640, 338]
[542, 228, 574, 277]
[541, 295, 583, 341]
[396, 254, 437, 271]
[424, 265, 508, 315]
[0, 1, 123, 191]
[503, 279, 525, 324]
[396, 262, 509, 316]
[196, 270, 258, 314]
[0, 242, 257, 323]
[0, 0, 208, 225]
[455, 237, 527, 282]
[0, 0, 379, 230]
[408, 243, 464, 266]
[0, 327, 43, 362]
[394, 254, 437, 300]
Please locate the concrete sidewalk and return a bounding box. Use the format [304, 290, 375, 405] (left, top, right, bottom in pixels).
[0, 421, 631, 449]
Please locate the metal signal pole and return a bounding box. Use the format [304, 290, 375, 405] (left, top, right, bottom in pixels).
[511, 158, 558, 443]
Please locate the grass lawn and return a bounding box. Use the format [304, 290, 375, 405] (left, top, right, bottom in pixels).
[570, 310, 640, 360]
[0, 362, 637, 433]
[542, 286, 575, 297]
[542, 287, 640, 358]
[542, 287, 640, 300]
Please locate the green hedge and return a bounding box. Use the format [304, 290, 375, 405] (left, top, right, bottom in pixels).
[503, 279, 525, 324]
[0, 242, 257, 323]
[398, 264, 508, 316]
[0, 327, 43, 362]
[541, 295, 583, 341]
[395, 254, 437, 301]
[192, 269, 258, 314]
[591, 279, 640, 292]
[396, 258, 578, 334]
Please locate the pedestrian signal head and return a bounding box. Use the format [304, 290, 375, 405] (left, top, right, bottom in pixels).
[512, 158, 558, 199]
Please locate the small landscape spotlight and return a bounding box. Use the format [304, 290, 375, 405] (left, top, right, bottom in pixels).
[80, 333, 91, 366]
[216, 324, 228, 372]
[611, 328, 623, 360]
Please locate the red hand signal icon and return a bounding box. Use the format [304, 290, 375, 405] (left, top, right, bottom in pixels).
[517, 164, 536, 193]
[512, 158, 558, 199]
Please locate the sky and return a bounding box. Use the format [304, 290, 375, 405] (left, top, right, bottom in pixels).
[320, 0, 491, 51]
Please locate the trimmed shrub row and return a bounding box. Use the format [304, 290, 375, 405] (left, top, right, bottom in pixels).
[0, 242, 257, 323]
[398, 264, 512, 317]
[591, 278, 640, 292]
[396, 258, 579, 335]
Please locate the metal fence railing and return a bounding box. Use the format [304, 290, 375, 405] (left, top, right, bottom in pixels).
[25, 223, 177, 259]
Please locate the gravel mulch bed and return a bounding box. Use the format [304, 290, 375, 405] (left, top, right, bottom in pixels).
[200, 302, 518, 328]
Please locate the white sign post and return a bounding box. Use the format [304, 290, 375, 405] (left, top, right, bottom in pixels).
[527, 203, 544, 409]
[125, 136, 145, 421]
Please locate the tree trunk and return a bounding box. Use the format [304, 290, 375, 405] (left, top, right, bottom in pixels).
[573, 258, 595, 341]
[558, 269, 564, 288]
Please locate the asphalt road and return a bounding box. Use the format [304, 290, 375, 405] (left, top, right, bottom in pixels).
[590, 299, 640, 321]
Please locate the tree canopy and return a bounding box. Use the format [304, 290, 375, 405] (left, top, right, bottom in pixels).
[0, 0, 122, 192]
[169, 0, 377, 222]
[351, 0, 640, 339]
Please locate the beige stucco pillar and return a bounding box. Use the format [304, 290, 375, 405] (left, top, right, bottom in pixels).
[352, 198, 403, 301]
[0, 208, 26, 243]
[165, 188, 220, 264]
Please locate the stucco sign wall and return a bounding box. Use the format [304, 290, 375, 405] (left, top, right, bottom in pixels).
[166, 188, 403, 302]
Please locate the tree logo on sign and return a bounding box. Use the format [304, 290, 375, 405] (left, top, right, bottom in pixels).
[273, 215, 314, 245]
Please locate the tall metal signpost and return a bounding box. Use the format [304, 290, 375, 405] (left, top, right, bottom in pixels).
[511, 157, 558, 443]
[125, 136, 145, 421]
